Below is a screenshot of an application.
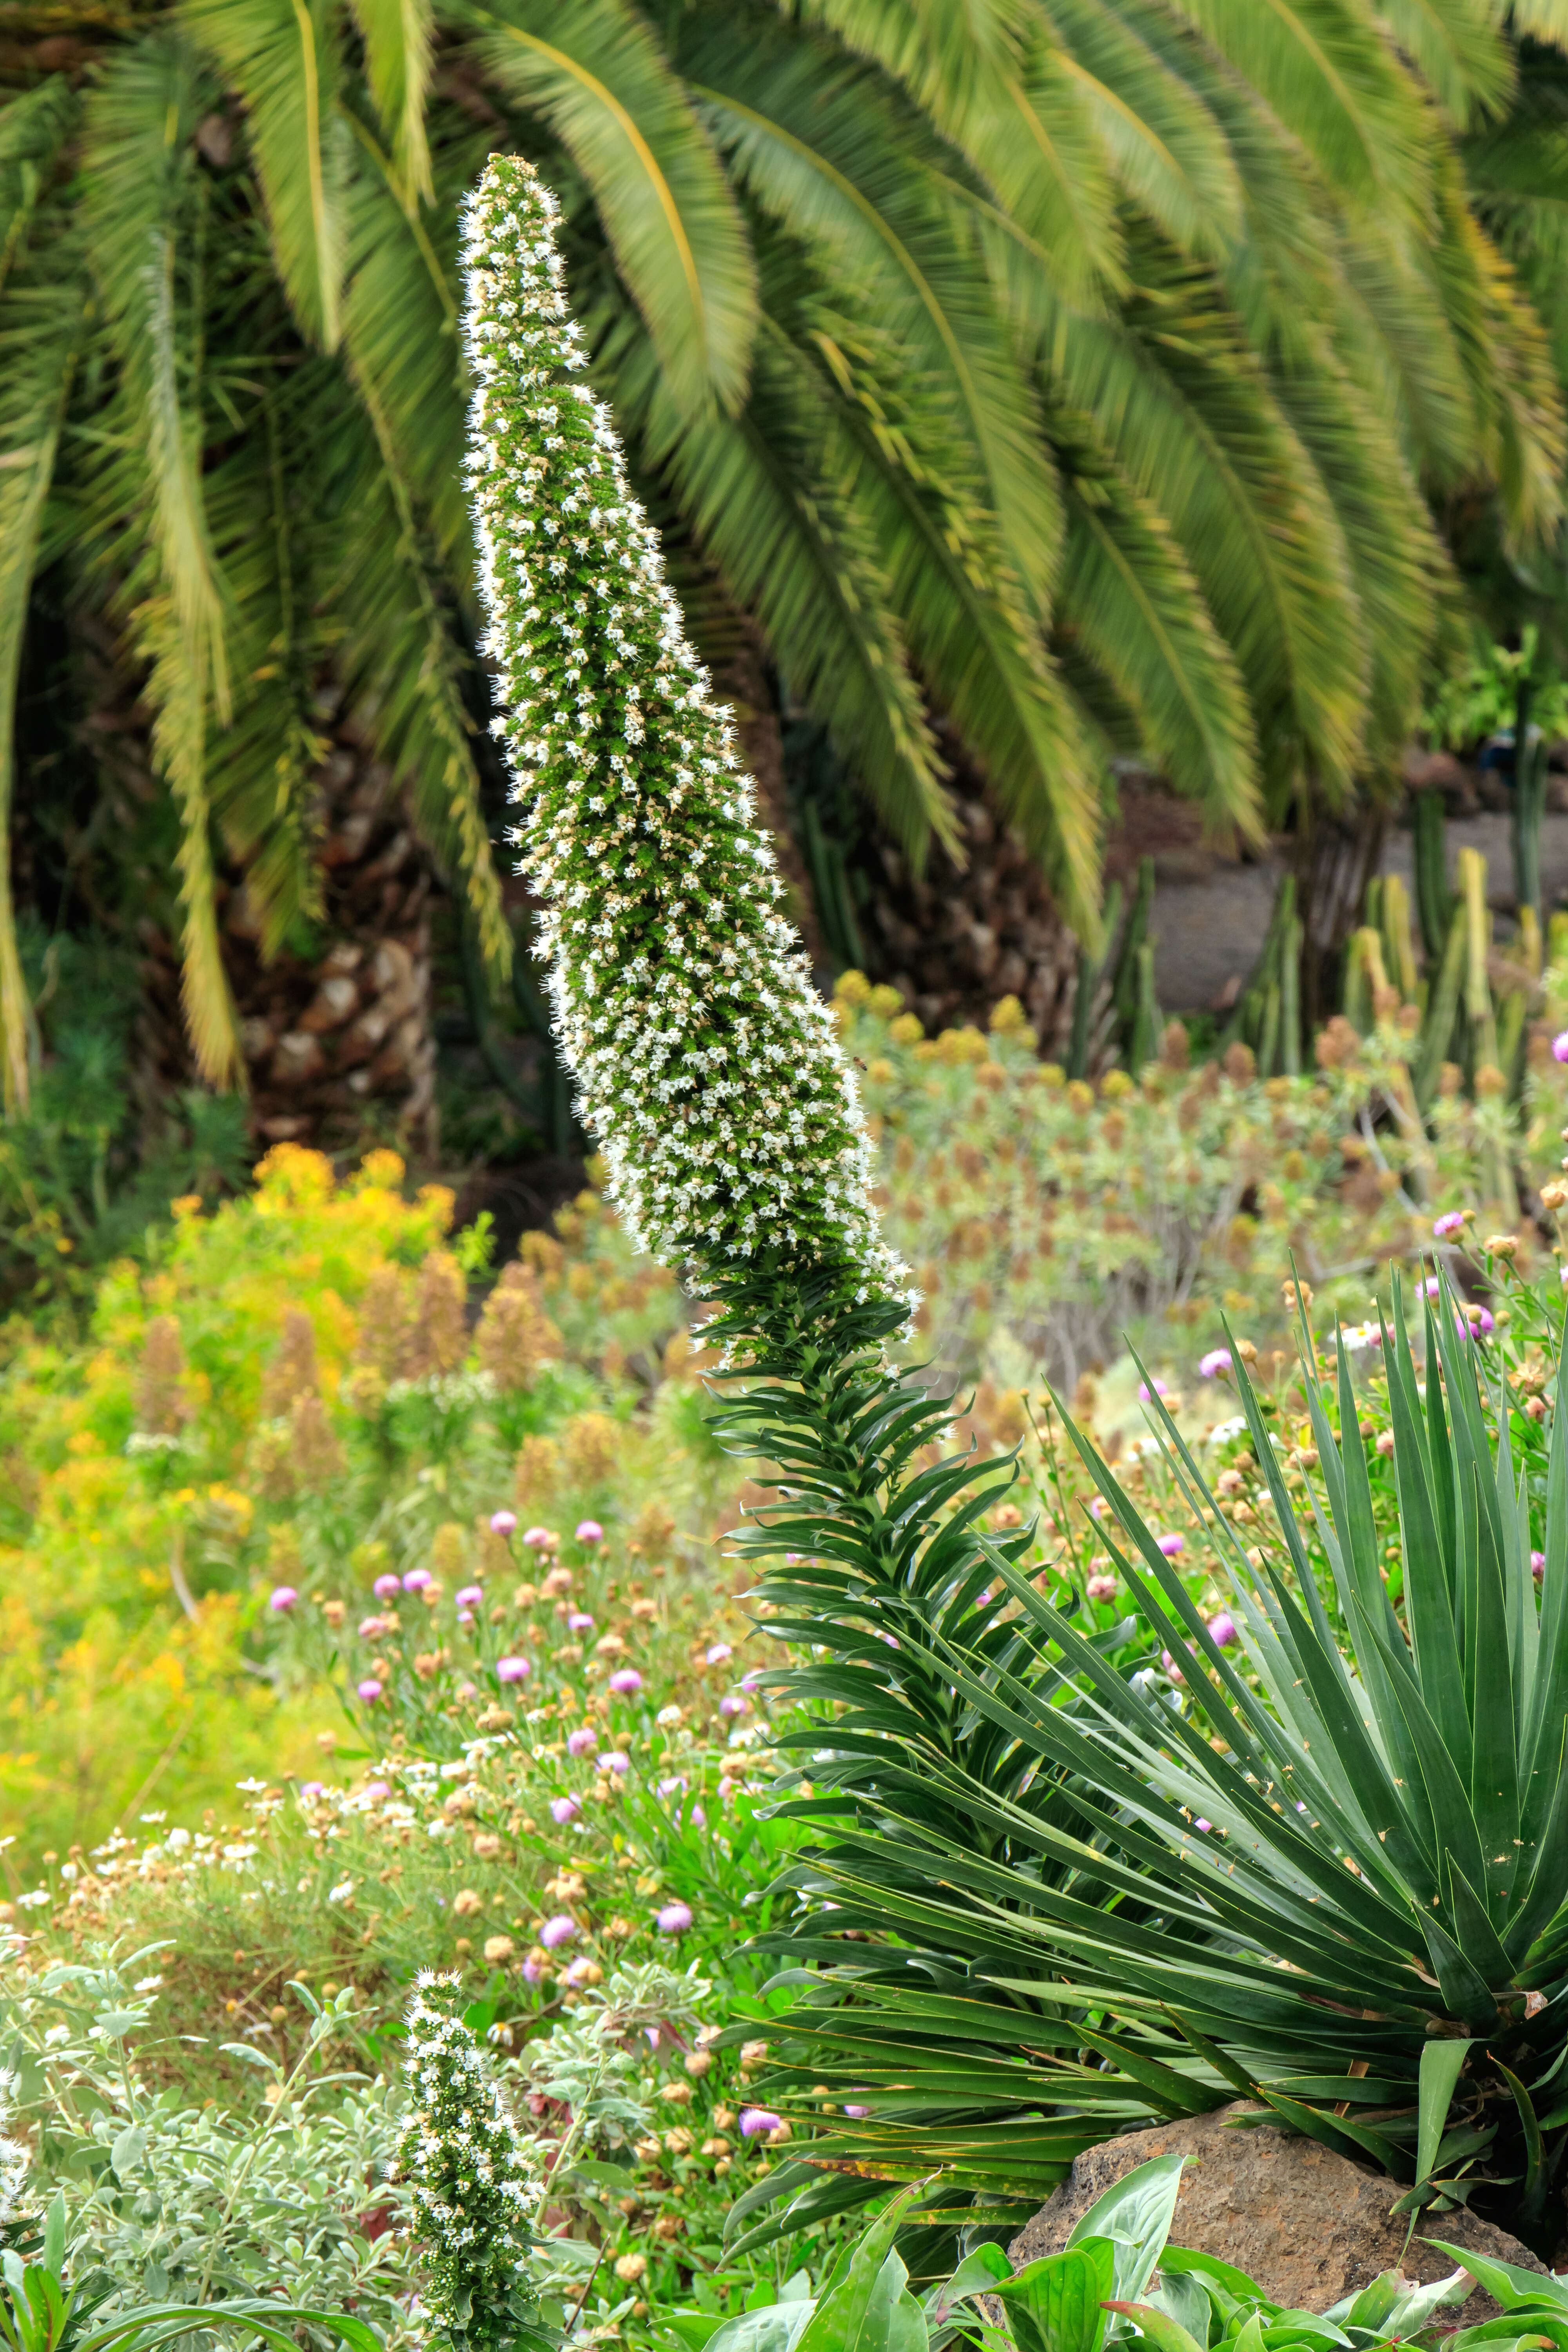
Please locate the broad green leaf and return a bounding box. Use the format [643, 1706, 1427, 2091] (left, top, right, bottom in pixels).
[1102, 2303, 1205, 2352]
[349, 0, 434, 202]
[996, 2241, 1116, 2352]
[1066, 2155, 1186, 2300]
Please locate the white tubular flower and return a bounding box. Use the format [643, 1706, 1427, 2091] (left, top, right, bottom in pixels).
[397, 1974, 543, 2352]
[461, 158, 906, 1310]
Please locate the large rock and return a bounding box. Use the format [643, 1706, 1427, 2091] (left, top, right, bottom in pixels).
[1007, 2108, 1547, 2327]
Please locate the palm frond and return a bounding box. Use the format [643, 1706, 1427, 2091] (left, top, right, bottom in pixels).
[340, 116, 472, 569]
[80, 29, 230, 715]
[183, 0, 352, 352]
[0, 74, 75, 301]
[1045, 0, 1245, 263]
[1171, 0, 1436, 212]
[349, 0, 435, 202]
[456, 0, 759, 418]
[686, 21, 1065, 635]
[1058, 462, 1262, 837]
[1372, 0, 1512, 126]
[604, 305, 955, 862]
[0, 269, 85, 1114]
[327, 398, 510, 976]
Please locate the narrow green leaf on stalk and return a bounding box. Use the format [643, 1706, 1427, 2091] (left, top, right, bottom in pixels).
[1416, 2036, 1472, 2183]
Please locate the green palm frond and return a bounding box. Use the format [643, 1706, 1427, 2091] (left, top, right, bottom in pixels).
[457, 0, 760, 418]
[0, 74, 75, 298]
[1046, 0, 1245, 263]
[184, 0, 352, 353]
[80, 30, 230, 715]
[349, 0, 435, 203]
[1171, 0, 1436, 212]
[1372, 0, 1513, 125]
[1058, 461, 1261, 836]
[0, 272, 85, 1112]
[606, 306, 955, 862]
[329, 399, 510, 976]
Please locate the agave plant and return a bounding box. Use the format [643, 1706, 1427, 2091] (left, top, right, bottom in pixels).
[3, 0, 1566, 1107]
[713, 1270, 1568, 2257]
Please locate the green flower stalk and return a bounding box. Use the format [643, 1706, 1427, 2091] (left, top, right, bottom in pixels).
[396, 1973, 546, 2352]
[461, 158, 904, 1311]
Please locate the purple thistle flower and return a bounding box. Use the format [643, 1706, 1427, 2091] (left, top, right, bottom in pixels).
[550, 1796, 581, 1826]
[656, 1901, 693, 1934]
[609, 1668, 643, 1694]
[1158, 1532, 1184, 1557]
[1433, 1211, 1466, 1238]
[1207, 1611, 1238, 1646]
[539, 1915, 577, 1949]
[490, 1509, 517, 1537]
[739, 2107, 780, 2138]
[372, 1573, 401, 1601]
[496, 1655, 532, 1683]
[270, 1585, 298, 1612]
[1198, 1348, 1232, 1380]
[357, 1678, 384, 1703]
[403, 1567, 432, 1593]
[455, 1584, 483, 1610]
[567, 1727, 598, 1757]
[575, 1519, 604, 1543]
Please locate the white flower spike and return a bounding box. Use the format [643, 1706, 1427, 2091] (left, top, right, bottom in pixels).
[461, 157, 905, 1310]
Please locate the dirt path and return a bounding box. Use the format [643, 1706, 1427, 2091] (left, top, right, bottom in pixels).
[1150, 811, 1568, 1013]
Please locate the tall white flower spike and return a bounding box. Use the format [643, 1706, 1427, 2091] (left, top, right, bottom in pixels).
[461, 157, 905, 1310]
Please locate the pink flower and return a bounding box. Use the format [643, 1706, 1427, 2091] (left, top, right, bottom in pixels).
[1160, 1650, 1185, 1685]
[1158, 1533, 1184, 1557]
[567, 1611, 595, 1632]
[1554, 1032, 1568, 1065]
[600, 1751, 630, 1775]
[550, 1796, 581, 1826]
[1194, 1818, 1212, 1833]
[357, 1678, 384, 1703]
[270, 1585, 298, 1612]
[739, 2107, 780, 2138]
[403, 1567, 432, 1593]
[609, 1668, 643, 1695]
[522, 1956, 544, 1983]
[522, 1524, 551, 1549]
[1138, 1378, 1170, 1402]
[1423, 1276, 1442, 1297]
[1532, 1550, 1547, 1579]
[719, 1694, 750, 1719]
[539, 1915, 577, 1949]
[456, 1585, 483, 1610]
[358, 1615, 388, 1639]
[496, 1655, 531, 1683]
[1207, 1611, 1237, 1646]
[843, 2103, 869, 2119]
[1086, 1574, 1118, 1603]
[1433, 1211, 1466, 1238]
[690, 1803, 707, 1829]
[567, 1727, 598, 1757]
[706, 1642, 733, 1665]
[656, 1902, 693, 1934]
[657, 1775, 688, 1798]
[490, 1510, 517, 1537]
[1089, 1497, 1107, 1521]
[1198, 1348, 1232, 1380]
[300, 1780, 323, 1799]
[372, 1572, 400, 1601]
[575, 1519, 604, 1543]
[366, 1780, 390, 1801]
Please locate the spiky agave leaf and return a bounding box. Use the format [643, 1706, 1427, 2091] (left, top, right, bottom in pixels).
[714, 1272, 1568, 2249]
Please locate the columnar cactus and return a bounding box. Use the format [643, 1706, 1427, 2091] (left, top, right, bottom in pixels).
[460, 158, 904, 1311]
